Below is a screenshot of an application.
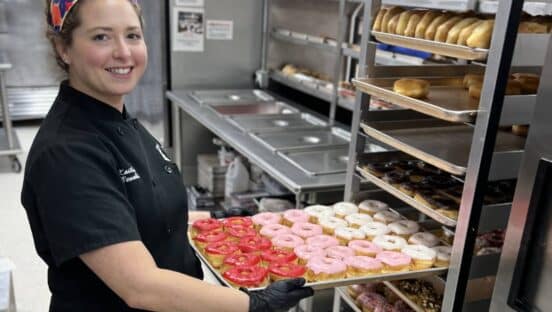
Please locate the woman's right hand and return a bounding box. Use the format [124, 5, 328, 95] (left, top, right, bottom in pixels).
[244, 278, 314, 312]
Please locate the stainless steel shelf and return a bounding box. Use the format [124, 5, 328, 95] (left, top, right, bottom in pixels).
[269, 71, 355, 111]
[167, 90, 351, 193]
[0, 128, 22, 156]
[479, 0, 552, 15]
[360, 120, 525, 179]
[381, 0, 477, 11]
[271, 31, 338, 53]
[335, 287, 362, 312]
[0, 87, 57, 121]
[0, 52, 11, 71]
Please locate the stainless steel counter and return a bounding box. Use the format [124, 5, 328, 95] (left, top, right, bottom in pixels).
[167, 90, 359, 194]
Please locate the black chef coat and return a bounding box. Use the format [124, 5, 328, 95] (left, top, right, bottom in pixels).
[21, 82, 203, 311]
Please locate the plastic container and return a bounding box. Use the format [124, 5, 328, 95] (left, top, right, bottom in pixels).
[225, 157, 250, 198]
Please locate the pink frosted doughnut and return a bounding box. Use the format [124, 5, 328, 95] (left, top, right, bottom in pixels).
[326, 246, 355, 260]
[306, 256, 347, 275]
[376, 251, 411, 271]
[294, 244, 327, 263]
[271, 234, 304, 250]
[305, 234, 340, 249]
[260, 224, 291, 239]
[343, 256, 383, 272]
[252, 212, 282, 228]
[283, 209, 309, 225]
[291, 222, 323, 239]
[348, 240, 383, 257]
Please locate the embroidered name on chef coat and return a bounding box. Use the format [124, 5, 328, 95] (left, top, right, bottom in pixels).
[119, 166, 141, 183]
[156, 143, 172, 162]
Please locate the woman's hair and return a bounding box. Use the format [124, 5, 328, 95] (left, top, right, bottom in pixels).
[44, 0, 144, 73]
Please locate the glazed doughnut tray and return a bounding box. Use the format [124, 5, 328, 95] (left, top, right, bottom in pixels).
[359, 119, 526, 177]
[352, 77, 480, 123]
[371, 31, 489, 61]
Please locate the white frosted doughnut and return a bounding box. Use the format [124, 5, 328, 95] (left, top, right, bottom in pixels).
[335, 227, 365, 241]
[345, 213, 373, 228]
[401, 244, 436, 261]
[358, 200, 389, 215]
[408, 232, 440, 247]
[359, 222, 390, 239]
[373, 234, 407, 251]
[373, 210, 402, 224]
[333, 202, 359, 218]
[388, 220, 420, 237]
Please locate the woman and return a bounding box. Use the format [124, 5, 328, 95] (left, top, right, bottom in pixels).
[21, 0, 313, 311]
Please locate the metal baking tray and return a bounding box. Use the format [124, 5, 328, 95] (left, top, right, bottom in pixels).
[353, 77, 479, 123]
[479, 0, 552, 15]
[190, 89, 274, 105]
[189, 236, 447, 291]
[360, 119, 526, 176]
[227, 113, 328, 133]
[209, 101, 299, 116]
[278, 147, 350, 176]
[371, 31, 489, 61]
[251, 128, 350, 153]
[383, 276, 445, 312]
[356, 153, 458, 227]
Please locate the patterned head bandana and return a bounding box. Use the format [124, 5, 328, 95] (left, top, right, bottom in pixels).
[50, 0, 139, 33]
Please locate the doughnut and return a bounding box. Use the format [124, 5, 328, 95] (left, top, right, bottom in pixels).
[388, 220, 420, 239]
[334, 227, 366, 246]
[333, 202, 359, 219]
[401, 245, 437, 270]
[512, 125, 529, 137]
[259, 223, 291, 239]
[457, 20, 484, 45]
[434, 16, 463, 42]
[222, 253, 261, 273]
[358, 200, 389, 216]
[519, 21, 548, 33]
[282, 209, 309, 226]
[433, 246, 452, 267]
[373, 235, 408, 251]
[251, 212, 281, 230]
[222, 265, 269, 288]
[382, 170, 407, 187]
[304, 205, 334, 224]
[326, 245, 355, 261]
[467, 19, 494, 49]
[424, 13, 451, 40]
[372, 8, 388, 32]
[305, 234, 340, 249]
[408, 232, 440, 247]
[387, 14, 401, 34]
[445, 17, 479, 44]
[204, 241, 239, 269]
[512, 73, 540, 94]
[373, 210, 402, 225]
[376, 302, 395, 312]
[381, 7, 404, 33]
[282, 64, 298, 76]
[415, 11, 439, 38]
[393, 79, 430, 99]
[357, 292, 386, 311]
[191, 218, 222, 238]
[305, 256, 347, 282]
[360, 222, 391, 240]
[193, 229, 228, 252]
[344, 256, 383, 277]
[345, 213, 373, 229]
[348, 240, 383, 257]
[237, 235, 272, 254]
[394, 300, 414, 312]
[364, 163, 395, 178]
[294, 244, 327, 265]
[404, 12, 424, 37]
[268, 262, 307, 282]
[261, 249, 297, 267]
[347, 284, 368, 299]
[395, 10, 416, 36]
[271, 234, 304, 252]
[463, 74, 484, 88]
[226, 224, 258, 242]
[291, 222, 323, 239]
[398, 182, 417, 197]
[222, 216, 253, 230]
[376, 251, 412, 273]
[319, 216, 348, 235]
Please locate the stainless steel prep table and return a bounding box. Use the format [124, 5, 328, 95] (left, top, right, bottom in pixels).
[0, 52, 22, 172]
[167, 90, 379, 206]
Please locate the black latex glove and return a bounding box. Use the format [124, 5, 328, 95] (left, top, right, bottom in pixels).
[242, 278, 314, 312]
[210, 208, 252, 219]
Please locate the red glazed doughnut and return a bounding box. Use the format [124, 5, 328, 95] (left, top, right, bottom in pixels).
[193, 229, 228, 251]
[226, 225, 258, 241]
[222, 217, 253, 230]
[268, 262, 307, 281]
[204, 241, 239, 269]
[222, 253, 261, 272]
[191, 218, 222, 238]
[261, 249, 298, 266]
[223, 266, 269, 288]
[238, 236, 272, 254]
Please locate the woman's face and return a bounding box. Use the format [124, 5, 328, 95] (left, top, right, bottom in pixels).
[60, 0, 147, 108]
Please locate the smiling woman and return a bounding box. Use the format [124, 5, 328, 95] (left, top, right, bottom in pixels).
[20, 1, 313, 311]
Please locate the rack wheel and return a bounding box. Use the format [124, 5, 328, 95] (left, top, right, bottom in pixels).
[10, 156, 21, 173]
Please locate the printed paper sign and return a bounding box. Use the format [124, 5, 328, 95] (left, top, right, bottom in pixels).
[206, 20, 234, 40]
[172, 7, 205, 52]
